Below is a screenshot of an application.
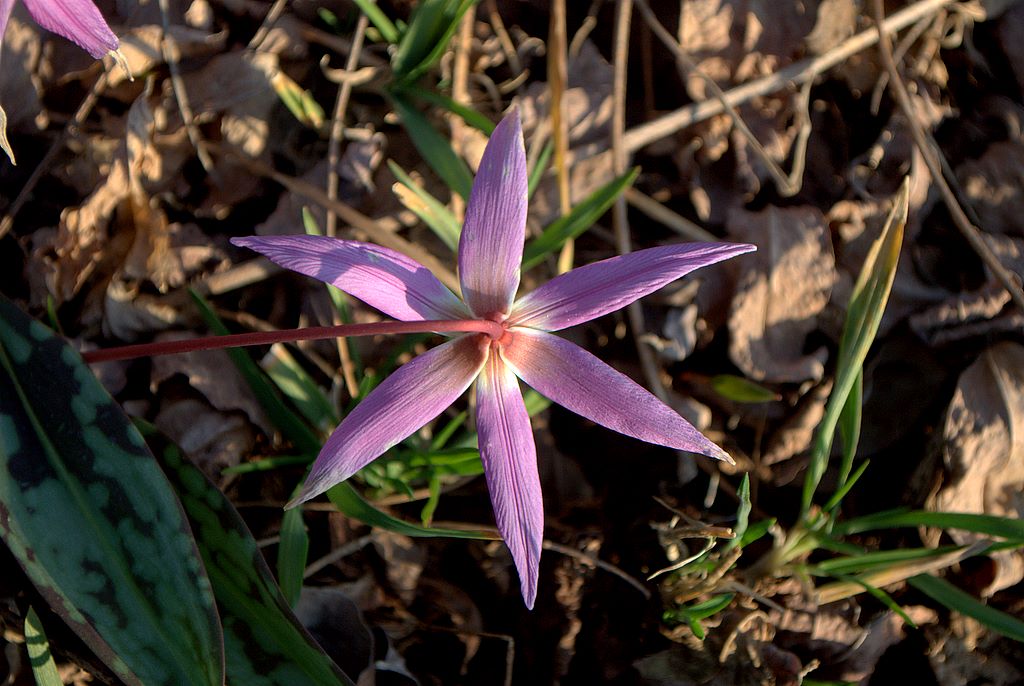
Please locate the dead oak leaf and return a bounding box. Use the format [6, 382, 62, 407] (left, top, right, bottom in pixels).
[930, 342, 1024, 595]
[727, 205, 835, 383]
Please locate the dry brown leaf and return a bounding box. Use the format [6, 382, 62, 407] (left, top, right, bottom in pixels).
[0, 13, 44, 146]
[151, 333, 274, 434]
[727, 205, 835, 383]
[909, 234, 1024, 345]
[929, 342, 1024, 595]
[153, 397, 255, 476]
[516, 40, 614, 227]
[995, 1, 1024, 95]
[957, 139, 1024, 238]
[108, 24, 227, 88]
[926, 614, 1024, 686]
[371, 531, 425, 606]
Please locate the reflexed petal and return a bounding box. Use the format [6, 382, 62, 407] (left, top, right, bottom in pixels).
[477, 350, 543, 609]
[23, 0, 118, 58]
[509, 242, 756, 331]
[501, 329, 732, 462]
[290, 335, 488, 506]
[232, 235, 471, 321]
[458, 110, 528, 318]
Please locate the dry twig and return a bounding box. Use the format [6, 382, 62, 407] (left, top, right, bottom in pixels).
[870, 0, 1024, 312]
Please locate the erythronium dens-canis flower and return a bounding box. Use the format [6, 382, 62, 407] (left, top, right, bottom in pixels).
[0, 0, 122, 163]
[232, 110, 755, 608]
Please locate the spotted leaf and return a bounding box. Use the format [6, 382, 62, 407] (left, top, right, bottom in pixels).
[141, 424, 358, 686]
[0, 296, 224, 686]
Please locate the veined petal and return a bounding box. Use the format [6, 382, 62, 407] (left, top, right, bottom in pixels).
[23, 0, 118, 59]
[501, 329, 732, 462]
[458, 110, 528, 318]
[509, 242, 756, 331]
[290, 335, 488, 506]
[477, 349, 543, 609]
[232, 235, 471, 321]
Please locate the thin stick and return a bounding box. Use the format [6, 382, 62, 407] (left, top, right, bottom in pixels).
[623, 0, 960, 154]
[248, 0, 290, 51]
[158, 0, 216, 176]
[635, 0, 812, 197]
[81, 318, 505, 363]
[550, 0, 573, 273]
[542, 540, 651, 599]
[326, 13, 369, 237]
[870, 0, 1024, 312]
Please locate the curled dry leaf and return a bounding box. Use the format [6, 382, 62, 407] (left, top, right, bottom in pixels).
[153, 397, 255, 476]
[929, 341, 1024, 595]
[151, 332, 274, 435]
[956, 139, 1024, 238]
[727, 205, 835, 384]
[909, 230, 1024, 346]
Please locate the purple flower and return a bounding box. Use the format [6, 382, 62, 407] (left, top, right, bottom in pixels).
[233, 111, 754, 608]
[1, 0, 120, 163]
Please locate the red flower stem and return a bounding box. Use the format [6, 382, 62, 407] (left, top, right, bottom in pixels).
[81, 319, 504, 363]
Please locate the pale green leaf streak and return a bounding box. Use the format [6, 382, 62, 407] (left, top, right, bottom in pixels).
[24, 607, 62, 686]
[0, 297, 223, 686]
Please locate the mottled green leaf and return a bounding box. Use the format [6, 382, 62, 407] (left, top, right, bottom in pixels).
[141, 425, 357, 686]
[24, 607, 62, 686]
[0, 296, 223, 686]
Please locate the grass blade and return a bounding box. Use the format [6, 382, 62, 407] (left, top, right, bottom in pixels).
[391, 93, 473, 199]
[522, 167, 639, 271]
[801, 179, 909, 518]
[388, 159, 462, 251]
[350, 0, 399, 43]
[909, 573, 1024, 642]
[834, 510, 1024, 540]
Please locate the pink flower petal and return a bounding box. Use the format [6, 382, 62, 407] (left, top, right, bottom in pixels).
[476, 350, 543, 609]
[509, 243, 755, 331]
[1, 0, 15, 48]
[501, 329, 732, 462]
[23, 0, 118, 58]
[290, 335, 489, 506]
[458, 110, 528, 318]
[232, 235, 471, 322]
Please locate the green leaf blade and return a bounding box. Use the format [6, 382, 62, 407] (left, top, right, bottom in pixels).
[0, 297, 223, 686]
[143, 425, 357, 686]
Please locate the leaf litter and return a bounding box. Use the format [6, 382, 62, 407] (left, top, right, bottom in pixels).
[3, 0, 1024, 684]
